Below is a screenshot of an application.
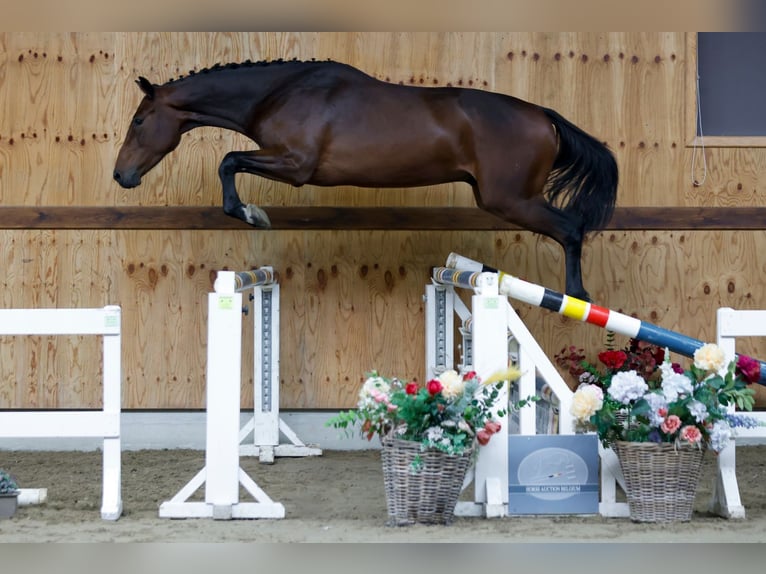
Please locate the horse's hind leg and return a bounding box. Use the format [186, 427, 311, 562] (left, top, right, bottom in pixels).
[475, 184, 591, 300]
[218, 148, 317, 227]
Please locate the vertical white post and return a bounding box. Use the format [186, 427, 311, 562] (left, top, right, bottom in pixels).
[254, 284, 280, 449]
[424, 283, 454, 381]
[710, 307, 746, 518]
[101, 305, 122, 520]
[205, 290, 243, 518]
[471, 273, 509, 510]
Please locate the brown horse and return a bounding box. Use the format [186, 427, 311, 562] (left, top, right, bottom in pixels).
[113, 59, 618, 300]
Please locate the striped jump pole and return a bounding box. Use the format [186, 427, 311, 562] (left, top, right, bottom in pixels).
[213, 267, 276, 293]
[440, 253, 766, 385]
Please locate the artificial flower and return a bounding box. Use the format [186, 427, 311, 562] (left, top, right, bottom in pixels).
[327, 368, 535, 457]
[569, 341, 758, 452]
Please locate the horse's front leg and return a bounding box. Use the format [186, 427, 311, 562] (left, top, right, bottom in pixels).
[218, 148, 317, 228]
[218, 151, 272, 228]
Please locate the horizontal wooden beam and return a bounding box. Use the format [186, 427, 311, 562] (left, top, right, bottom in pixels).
[1, 206, 765, 230]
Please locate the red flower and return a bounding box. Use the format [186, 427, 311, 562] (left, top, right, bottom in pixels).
[462, 370, 477, 381]
[598, 350, 627, 370]
[426, 379, 443, 395]
[671, 363, 685, 374]
[476, 429, 492, 446]
[405, 381, 419, 395]
[484, 421, 502, 434]
[736, 355, 761, 385]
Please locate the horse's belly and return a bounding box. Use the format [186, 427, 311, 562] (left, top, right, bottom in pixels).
[312, 132, 470, 187]
[311, 159, 464, 188]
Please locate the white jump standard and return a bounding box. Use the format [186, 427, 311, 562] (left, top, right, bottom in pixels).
[0, 306, 123, 520]
[231, 269, 322, 463]
[159, 268, 285, 519]
[425, 268, 586, 517]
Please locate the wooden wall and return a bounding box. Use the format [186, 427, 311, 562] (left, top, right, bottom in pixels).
[1, 32, 765, 410]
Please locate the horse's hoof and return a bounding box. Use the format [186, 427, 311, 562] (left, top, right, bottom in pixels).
[244, 204, 272, 228]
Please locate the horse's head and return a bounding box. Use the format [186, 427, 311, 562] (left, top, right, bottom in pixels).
[113, 77, 184, 188]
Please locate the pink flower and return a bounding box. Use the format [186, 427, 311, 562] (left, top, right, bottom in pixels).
[405, 381, 419, 395]
[370, 389, 388, 403]
[658, 407, 668, 417]
[426, 379, 443, 395]
[661, 414, 682, 434]
[680, 425, 702, 443]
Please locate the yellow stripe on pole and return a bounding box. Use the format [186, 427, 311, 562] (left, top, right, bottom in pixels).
[561, 296, 588, 321]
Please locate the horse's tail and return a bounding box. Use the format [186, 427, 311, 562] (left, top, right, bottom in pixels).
[541, 107, 618, 232]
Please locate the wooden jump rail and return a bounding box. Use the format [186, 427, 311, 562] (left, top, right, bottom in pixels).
[2, 206, 766, 230]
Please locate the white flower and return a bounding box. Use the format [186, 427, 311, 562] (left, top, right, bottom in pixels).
[661, 370, 693, 402]
[570, 384, 604, 422]
[687, 399, 709, 424]
[360, 375, 390, 399]
[438, 369, 465, 398]
[693, 343, 726, 372]
[644, 392, 668, 426]
[709, 420, 732, 452]
[425, 426, 445, 442]
[607, 371, 648, 405]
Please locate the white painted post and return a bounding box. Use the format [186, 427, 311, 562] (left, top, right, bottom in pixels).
[100, 305, 122, 520]
[424, 283, 455, 381]
[252, 283, 280, 462]
[470, 273, 509, 516]
[205, 289, 244, 517]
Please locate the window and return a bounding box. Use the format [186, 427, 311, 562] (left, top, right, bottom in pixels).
[693, 32, 766, 145]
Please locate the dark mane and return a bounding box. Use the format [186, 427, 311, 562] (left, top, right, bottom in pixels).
[163, 58, 334, 86]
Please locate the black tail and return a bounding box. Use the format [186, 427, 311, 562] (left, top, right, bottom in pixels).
[541, 107, 618, 232]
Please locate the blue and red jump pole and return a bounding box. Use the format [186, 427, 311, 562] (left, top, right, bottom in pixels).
[435, 253, 766, 385]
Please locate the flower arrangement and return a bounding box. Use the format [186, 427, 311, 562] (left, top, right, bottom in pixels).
[327, 367, 532, 457]
[0, 470, 19, 496]
[567, 338, 761, 452]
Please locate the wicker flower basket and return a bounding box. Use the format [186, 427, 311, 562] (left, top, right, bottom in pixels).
[380, 437, 473, 526]
[612, 441, 706, 523]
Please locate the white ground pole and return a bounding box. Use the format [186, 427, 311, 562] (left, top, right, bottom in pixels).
[236, 275, 321, 463]
[426, 267, 629, 518]
[159, 269, 285, 519]
[0, 306, 122, 520]
[710, 307, 766, 519]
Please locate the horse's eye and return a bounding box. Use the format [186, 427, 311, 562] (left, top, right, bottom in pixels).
[133, 117, 143, 126]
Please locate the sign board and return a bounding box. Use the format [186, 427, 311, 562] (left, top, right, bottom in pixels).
[508, 434, 599, 515]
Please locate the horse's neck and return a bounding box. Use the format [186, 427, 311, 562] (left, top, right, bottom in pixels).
[167, 66, 308, 134]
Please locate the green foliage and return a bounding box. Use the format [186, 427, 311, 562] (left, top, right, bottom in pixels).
[0, 470, 19, 495]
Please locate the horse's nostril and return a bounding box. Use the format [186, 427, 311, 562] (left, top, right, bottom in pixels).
[113, 171, 121, 181]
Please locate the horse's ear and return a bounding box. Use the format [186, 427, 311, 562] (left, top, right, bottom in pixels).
[136, 76, 155, 100]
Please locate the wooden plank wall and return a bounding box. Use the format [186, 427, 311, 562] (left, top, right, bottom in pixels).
[1, 32, 765, 410]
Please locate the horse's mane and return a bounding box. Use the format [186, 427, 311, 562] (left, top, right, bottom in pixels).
[163, 58, 334, 86]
